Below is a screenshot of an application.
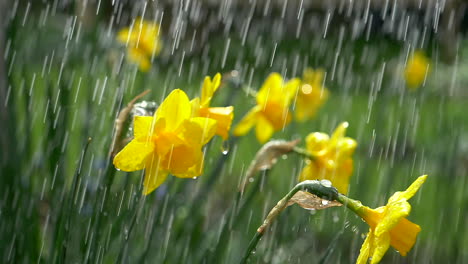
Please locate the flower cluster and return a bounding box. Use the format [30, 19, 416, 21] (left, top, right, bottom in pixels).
[298, 122, 357, 194]
[113, 74, 233, 195]
[234, 68, 328, 143]
[117, 18, 162, 72]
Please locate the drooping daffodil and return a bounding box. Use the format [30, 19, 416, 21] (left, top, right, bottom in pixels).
[298, 122, 357, 194]
[404, 51, 430, 90]
[191, 73, 234, 140]
[233, 73, 300, 143]
[113, 89, 217, 195]
[117, 18, 162, 72]
[294, 68, 329, 122]
[341, 175, 427, 264]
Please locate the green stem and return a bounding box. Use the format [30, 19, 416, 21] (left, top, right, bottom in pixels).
[240, 180, 339, 264]
[292, 146, 315, 160]
[336, 193, 364, 215]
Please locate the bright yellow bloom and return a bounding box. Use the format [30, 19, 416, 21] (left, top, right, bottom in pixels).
[298, 122, 357, 194]
[191, 73, 234, 140]
[355, 175, 427, 264]
[294, 68, 329, 121]
[117, 18, 162, 72]
[404, 51, 430, 90]
[233, 73, 300, 143]
[113, 89, 217, 195]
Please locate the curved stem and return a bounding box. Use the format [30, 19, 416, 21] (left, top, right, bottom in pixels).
[240, 180, 339, 263]
[292, 146, 315, 160]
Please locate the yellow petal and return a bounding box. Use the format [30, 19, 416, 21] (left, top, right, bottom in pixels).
[190, 97, 201, 116]
[134, 116, 154, 139]
[199, 106, 234, 139]
[389, 218, 421, 256]
[405, 51, 430, 89]
[399, 175, 428, 200]
[256, 73, 283, 105]
[356, 229, 374, 264]
[128, 48, 151, 72]
[255, 115, 274, 143]
[336, 137, 358, 156]
[305, 132, 330, 154]
[370, 232, 391, 264]
[117, 28, 132, 44]
[325, 159, 353, 194]
[375, 200, 411, 237]
[143, 155, 168, 195]
[182, 117, 217, 145]
[283, 77, 301, 103]
[330, 122, 349, 145]
[201, 73, 222, 107]
[155, 89, 191, 131]
[113, 139, 154, 171]
[233, 106, 260, 136]
[298, 162, 318, 182]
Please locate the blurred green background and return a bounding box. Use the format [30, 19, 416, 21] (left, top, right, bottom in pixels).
[1, 0, 467, 263]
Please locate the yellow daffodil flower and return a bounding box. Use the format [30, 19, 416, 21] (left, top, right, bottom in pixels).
[117, 18, 162, 72]
[351, 175, 428, 264]
[113, 89, 217, 195]
[233, 73, 300, 143]
[294, 68, 329, 121]
[404, 51, 430, 90]
[191, 73, 234, 140]
[298, 122, 357, 194]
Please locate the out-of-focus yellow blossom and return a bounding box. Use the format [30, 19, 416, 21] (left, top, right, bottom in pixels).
[191, 73, 234, 140]
[117, 18, 162, 72]
[113, 89, 217, 195]
[294, 68, 329, 121]
[351, 175, 428, 264]
[298, 122, 357, 194]
[233, 73, 300, 143]
[404, 51, 430, 90]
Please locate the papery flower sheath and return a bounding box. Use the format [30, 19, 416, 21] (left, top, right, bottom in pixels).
[404, 51, 430, 90]
[113, 89, 217, 195]
[117, 18, 162, 72]
[294, 68, 329, 122]
[190, 73, 234, 140]
[233, 73, 300, 143]
[353, 175, 428, 264]
[298, 122, 357, 194]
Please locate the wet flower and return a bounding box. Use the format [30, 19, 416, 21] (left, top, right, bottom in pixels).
[113, 89, 217, 195]
[294, 68, 329, 121]
[404, 51, 430, 90]
[233, 73, 300, 143]
[354, 175, 428, 264]
[117, 18, 162, 72]
[191, 73, 234, 140]
[298, 122, 357, 194]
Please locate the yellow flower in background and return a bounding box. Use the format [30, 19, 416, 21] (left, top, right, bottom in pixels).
[298, 122, 357, 194]
[294, 68, 329, 121]
[354, 175, 427, 264]
[233, 73, 300, 143]
[113, 89, 217, 195]
[117, 18, 162, 72]
[191, 73, 234, 140]
[404, 51, 430, 90]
